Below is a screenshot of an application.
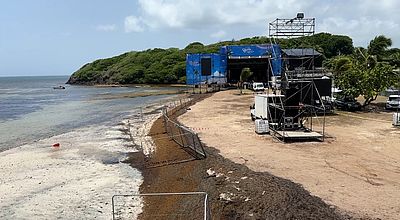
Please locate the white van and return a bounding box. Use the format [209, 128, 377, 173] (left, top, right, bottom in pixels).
[252, 82, 265, 92]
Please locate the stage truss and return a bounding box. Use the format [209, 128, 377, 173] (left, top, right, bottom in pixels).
[269, 16, 315, 38]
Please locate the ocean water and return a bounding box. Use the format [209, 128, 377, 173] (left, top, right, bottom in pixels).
[0, 75, 176, 150]
[0, 75, 179, 219]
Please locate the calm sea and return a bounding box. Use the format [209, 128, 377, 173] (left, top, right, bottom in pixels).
[0, 75, 176, 151]
[0, 75, 179, 218]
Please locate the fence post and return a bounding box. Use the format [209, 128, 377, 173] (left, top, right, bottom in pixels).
[167, 119, 172, 137]
[112, 196, 115, 220]
[192, 132, 197, 158]
[178, 125, 185, 147]
[140, 107, 143, 122]
[197, 134, 206, 159]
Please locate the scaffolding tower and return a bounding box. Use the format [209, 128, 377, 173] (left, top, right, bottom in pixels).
[265, 13, 328, 142]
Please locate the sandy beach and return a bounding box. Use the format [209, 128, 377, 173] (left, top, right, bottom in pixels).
[179, 90, 400, 219]
[0, 103, 166, 219]
[3, 90, 397, 219]
[133, 93, 350, 219]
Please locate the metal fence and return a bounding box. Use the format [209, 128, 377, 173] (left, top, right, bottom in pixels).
[112, 192, 210, 220]
[162, 99, 206, 159]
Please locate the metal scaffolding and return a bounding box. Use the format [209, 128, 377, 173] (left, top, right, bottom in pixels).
[269, 14, 315, 38]
[265, 13, 328, 142]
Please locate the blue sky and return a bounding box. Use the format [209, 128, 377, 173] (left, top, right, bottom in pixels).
[1, 0, 399, 76]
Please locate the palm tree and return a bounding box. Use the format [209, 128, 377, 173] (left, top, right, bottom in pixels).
[367, 35, 392, 61]
[239, 67, 253, 94]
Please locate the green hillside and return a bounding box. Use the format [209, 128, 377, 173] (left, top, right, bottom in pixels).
[67, 33, 354, 85]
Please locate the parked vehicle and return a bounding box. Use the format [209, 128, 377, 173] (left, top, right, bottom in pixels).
[252, 82, 265, 92]
[385, 87, 400, 96]
[314, 99, 334, 114]
[334, 96, 362, 111]
[242, 82, 250, 90]
[385, 95, 400, 110]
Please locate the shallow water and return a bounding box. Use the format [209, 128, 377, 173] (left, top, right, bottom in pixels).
[0, 76, 177, 151]
[0, 75, 179, 219]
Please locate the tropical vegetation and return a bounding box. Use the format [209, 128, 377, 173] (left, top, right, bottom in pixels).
[326, 35, 400, 106]
[68, 32, 400, 107]
[67, 33, 354, 85]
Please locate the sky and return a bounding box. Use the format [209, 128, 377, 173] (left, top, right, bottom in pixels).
[1, 0, 399, 76]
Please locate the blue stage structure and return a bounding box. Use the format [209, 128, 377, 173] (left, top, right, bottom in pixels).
[185, 53, 226, 85]
[186, 44, 282, 85]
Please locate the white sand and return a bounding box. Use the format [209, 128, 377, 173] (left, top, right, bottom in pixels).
[128, 95, 191, 156]
[0, 118, 145, 219]
[0, 95, 185, 219]
[127, 113, 160, 156]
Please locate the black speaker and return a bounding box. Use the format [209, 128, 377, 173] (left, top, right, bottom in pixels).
[201, 58, 212, 76]
[285, 85, 301, 106]
[297, 13, 304, 19]
[313, 79, 332, 97]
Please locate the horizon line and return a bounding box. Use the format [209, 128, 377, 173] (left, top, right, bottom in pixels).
[0, 75, 70, 78]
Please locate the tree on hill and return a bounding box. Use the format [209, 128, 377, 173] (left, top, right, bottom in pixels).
[68, 33, 357, 85]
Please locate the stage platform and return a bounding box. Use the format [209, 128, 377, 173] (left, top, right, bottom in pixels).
[274, 130, 323, 140]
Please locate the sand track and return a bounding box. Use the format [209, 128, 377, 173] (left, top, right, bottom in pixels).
[179, 90, 400, 219]
[133, 94, 350, 220]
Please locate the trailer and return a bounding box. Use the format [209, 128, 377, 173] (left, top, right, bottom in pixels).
[254, 94, 284, 120]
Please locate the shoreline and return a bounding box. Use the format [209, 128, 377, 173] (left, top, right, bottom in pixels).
[68, 83, 187, 88]
[129, 93, 350, 219]
[125, 94, 210, 219]
[0, 95, 181, 219]
[0, 115, 144, 219]
[94, 90, 186, 100]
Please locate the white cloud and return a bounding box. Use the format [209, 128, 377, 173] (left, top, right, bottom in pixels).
[135, 0, 310, 29]
[210, 30, 226, 39]
[95, 24, 116, 32]
[124, 16, 144, 33]
[126, 0, 400, 46]
[136, 0, 251, 28]
[314, 1, 400, 46]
